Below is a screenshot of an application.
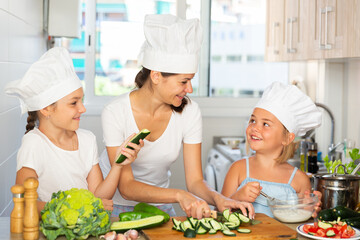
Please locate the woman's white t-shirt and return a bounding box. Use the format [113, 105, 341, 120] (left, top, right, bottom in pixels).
[17, 128, 99, 202]
[100, 92, 202, 206]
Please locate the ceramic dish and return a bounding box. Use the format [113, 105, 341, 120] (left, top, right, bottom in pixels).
[297, 223, 360, 240]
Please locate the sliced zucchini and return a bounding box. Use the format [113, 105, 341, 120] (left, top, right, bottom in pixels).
[318, 221, 333, 230]
[180, 220, 194, 232]
[187, 217, 198, 229]
[199, 221, 211, 231]
[236, 212, 250, 223]
[326, 229, 336, 237]
[237, 228, 252, 233]
[172, 218, 182, 229]
[228, 213, 240, 226]
[208, 229, 217, 234]
[183, 228, 196, 238]
[224, 222, 238, 230]
[209, 219, 222, 231]
[110, 215, 164, 232]
[223, 209, 230, 221]
[222, 229, 236, 236]
[196, 225, 208, 235]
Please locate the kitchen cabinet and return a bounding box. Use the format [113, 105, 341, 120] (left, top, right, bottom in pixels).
[265, 0, 285, 61]
[265, 0, 359, 61]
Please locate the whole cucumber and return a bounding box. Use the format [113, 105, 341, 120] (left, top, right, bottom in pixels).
[133, 203, 170, 223]
[119, 211, 156, 221]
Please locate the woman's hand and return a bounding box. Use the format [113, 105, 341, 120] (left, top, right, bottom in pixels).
[101, 198, 114, 211]
[114, 133, 144, 166]
[232, 181, 261, 203]
[214, 194, 255, 219]
[177, 190, 211, 219]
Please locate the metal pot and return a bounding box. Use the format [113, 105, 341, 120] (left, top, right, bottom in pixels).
[317, 165, 360, 209]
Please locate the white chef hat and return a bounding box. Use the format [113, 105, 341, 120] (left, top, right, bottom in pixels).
[138, 14, 203, 74]
[255, 81, 322, 137]
[5, 47, 82, 115]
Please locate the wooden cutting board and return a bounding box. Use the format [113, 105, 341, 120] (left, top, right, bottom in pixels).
[142, 213, 297, 239]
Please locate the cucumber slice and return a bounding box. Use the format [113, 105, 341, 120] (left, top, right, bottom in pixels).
[180, 220, 194, 232]
[237, 228, 252, 233]
[209, 219, 222, 231]
[199, 219, 211, 231]
[228, 213, 240, 226]
[116, 129, 150, 163]
[318, 221, 333, 230]
[222, 229, 236, 236]
[236, 212, 250, 223]
[223, 209, 230, 221]
[110, 215, 164, 232]
[187, 217, 198, 229]
[196, 226, 208, 234]
[224, 222, 238, 230]
[184, 228, 196, 238]
[172, 218, 182, 230]
[208, 229, 217, 234]
[326, 229, 336, 237]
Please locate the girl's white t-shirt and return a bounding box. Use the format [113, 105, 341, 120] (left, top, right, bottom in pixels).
[17, 128, 99, 202]
[100, 92, 202, 206]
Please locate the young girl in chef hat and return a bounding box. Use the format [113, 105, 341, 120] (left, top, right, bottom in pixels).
[5, 47, 142, 214]
[221, 81, 322, 218]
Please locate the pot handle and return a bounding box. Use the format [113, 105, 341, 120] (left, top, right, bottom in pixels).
[333, 164, 348, 176]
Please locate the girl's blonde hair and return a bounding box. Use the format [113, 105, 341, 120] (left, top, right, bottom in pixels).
[245, 127, 298, 163]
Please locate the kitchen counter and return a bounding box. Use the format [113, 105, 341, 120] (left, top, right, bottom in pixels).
[0, 217, 313, 239]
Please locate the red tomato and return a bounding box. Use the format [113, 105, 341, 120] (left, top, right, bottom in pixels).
[303, 224, 312, 233]
[316, 228, 326, 237]
[341, 231, 351, 238]
[346, 228, 356, 237]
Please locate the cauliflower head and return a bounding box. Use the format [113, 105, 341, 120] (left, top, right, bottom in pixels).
[40, 188, 111, 240]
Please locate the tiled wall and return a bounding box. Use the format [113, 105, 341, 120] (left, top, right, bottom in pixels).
[0, 0, 45, 216]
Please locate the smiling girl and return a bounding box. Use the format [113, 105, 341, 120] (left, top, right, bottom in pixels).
[99, 14, 254, 219]
[221, 82, 322, 218]
[5, 47, 142, 214]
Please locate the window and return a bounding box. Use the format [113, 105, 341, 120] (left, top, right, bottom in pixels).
[60, 0, 288, 106]
[209, 0, 288, 97]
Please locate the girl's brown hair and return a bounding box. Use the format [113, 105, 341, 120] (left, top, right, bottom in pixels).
[134, 67, 189, 113]
[25, 111, 38, 134]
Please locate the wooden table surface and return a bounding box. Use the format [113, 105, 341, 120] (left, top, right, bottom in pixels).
[1, 215, 313, 240]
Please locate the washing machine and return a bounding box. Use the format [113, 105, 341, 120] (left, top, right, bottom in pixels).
[204, 146, 241, 192]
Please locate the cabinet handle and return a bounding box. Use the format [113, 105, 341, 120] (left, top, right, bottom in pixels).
[286, 17, 297, 53]
[319, 6, 333, 50]
[272, 22, 280, 54]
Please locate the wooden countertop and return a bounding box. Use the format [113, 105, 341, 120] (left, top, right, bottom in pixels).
[1, 216, 313, 239]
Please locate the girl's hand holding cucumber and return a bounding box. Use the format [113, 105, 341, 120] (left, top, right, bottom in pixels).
[114, 133, 145, 166]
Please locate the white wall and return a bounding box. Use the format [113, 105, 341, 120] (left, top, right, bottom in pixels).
[0, 0, 45, 216]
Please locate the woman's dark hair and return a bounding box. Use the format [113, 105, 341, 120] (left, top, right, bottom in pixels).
[25, 111, 38, 134]
[135, 67, 189, 113]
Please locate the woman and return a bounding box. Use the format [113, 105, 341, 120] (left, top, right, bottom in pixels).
[100, 14, 254, 219]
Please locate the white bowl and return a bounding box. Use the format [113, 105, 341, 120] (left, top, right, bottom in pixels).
[267, 193, 318, 223]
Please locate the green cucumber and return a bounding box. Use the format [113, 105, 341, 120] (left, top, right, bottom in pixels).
[223, 209, 230, 221]
[222, 229, 236, 236]
[116, 129, 150, 163]
[318, 221, 333, 230]
[333, 206, 360, 220]
[236, 212, 250, 223]
[228, 213, 240, 226]
[110, 215, 164, 232]
[184, 228, 196, 238]
[209, 219, 222, 231]
[344, 216, 360, 229]
[237, 228, 251, 233]
[326, 229, 336, 237]
[133, 202, 170, 223]
[318, 208, 336, 221]
[118, 211, 155, 221]
[208, 229, 217, 234]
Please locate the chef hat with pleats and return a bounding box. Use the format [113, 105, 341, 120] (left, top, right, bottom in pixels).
[255, 82, 322, 137]
[5, 47, 82, 115]
[137, 14, 203, 74]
